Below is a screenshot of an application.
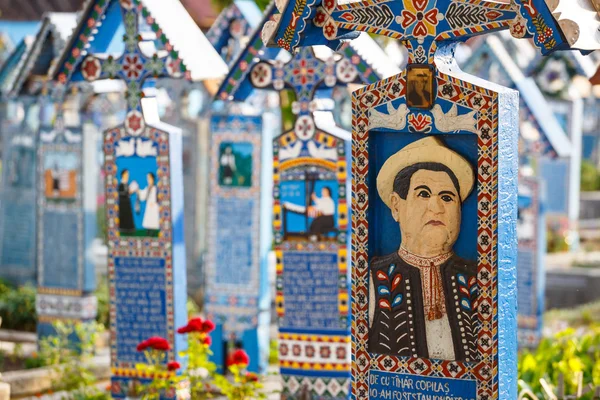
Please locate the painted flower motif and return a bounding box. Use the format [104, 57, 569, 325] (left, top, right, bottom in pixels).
[314, 9, 327, 26]
[123, 54, 143, 80]
[323, 20, 337, 39]
[509, 20, 526, 38]
[102, 56, 120, 78]
[323, 0, 336, 12]
[407, 113, 432, 132]
[279, 343, 289, 356]
[336, 346, 346, 360]
[305, 345, 316, 358]
[81, 57, 101, 81]
[145, 54, 165, 77]
[292, 344, 302, 356]
[319, 346, 331, 359]
[291, 59, 315, 86]
[399, 0, 441, 43]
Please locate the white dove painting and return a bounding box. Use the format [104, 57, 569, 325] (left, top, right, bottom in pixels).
[431, 104, 478, 134]
[278, 141, 302, 162]
[136, 138, 158, 158]
[369, 103, 409, 131]
[115, 138, 136, 157]
[307, 141, 337, 162]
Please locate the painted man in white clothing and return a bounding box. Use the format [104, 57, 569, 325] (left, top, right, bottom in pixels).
[308, 186, 336, 241]
[368, 137, 479, 363]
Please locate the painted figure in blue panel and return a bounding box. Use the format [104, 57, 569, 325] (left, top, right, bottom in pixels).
[369, 137, 478, 362]
[118, 169, 136, 234]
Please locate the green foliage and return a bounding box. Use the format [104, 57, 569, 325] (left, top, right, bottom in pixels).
[0, 278, 13, 298]
[546, 228, 569, 254]
[581, 160, 600, 192]
[214, 363, 266, 400]
[97, 204, 107, 244]
[0, 285, 36, 331]
[95, 277, 110, 328]
[210, 0, 269, 12]
[269, 339, 278, 365]
[187, 297, 201, 317]
[37, 320, 106, 398]
[183, 331, 217, 399]
[518, 326, 600, 399]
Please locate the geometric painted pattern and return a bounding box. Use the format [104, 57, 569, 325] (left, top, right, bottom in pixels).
[282, 375, 351, 399]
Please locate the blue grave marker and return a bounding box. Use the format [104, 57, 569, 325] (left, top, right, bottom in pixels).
[216, 3, 398, 396]
[36, 116, 99, 337]
[205, 112, 270, 373]
[49, 0, 227, 396]
[517, 176, 545, 348]
[262, 0, 600, 398]
[0, 14, 76, 287]
[205, 0, 273, 375]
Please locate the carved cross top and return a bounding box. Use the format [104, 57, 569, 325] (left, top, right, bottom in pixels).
[262, 0, 585, 63]
[249, 46, 361, 139]
[79, 0, 186, 134]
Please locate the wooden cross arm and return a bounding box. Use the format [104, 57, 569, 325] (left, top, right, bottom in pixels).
[263, 0, 600, 56]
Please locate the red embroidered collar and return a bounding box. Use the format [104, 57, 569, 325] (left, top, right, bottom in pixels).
[398, 247, 453, 321]
[398, 247, 453, 267]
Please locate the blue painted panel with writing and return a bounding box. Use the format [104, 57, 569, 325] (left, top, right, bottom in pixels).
[42, 211, 79, 289]
[114, 257, 167, 364]
[215, 198, 254, 285]
[369, 370, 476, 400]
[282, 251, 341, 330]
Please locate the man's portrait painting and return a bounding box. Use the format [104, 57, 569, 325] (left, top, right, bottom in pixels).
[368, 136, 479, 363]
[406, 65, 434, 109]
[218, 141, 253, 188]
[114, 137, 160, 238]
[43, 151, 78, 202]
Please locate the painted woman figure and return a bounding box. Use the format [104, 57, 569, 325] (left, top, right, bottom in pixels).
[117, 169, 136, 234]
[220, 145, 237, 185]
[137, 172, 160, 234]
[308, 186, 336, 240]
[369, 137, 479, 362]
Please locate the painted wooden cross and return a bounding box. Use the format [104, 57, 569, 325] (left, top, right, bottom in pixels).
[217, 4, 399, 397]
[50, 0, 227, 397]
[259, 1, 599, 400]
[262, 0, 600, 61]
[248, 44, 380, 144]
[75, 1, 186, 134]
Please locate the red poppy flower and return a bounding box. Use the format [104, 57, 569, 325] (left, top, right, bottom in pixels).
[177, 317, 203, 334]
[203, 336, 212, 346]
[146, 336, 171, 351]
[167, 361, 181, 371]
[245, 372, 259, 382]
[228, 349, 250, 366]
[202, 320, 216, 333]
[137, 340, 149, 352]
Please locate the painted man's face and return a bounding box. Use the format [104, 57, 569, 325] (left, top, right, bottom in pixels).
[390, 169, 461, 254]
[122, 171, 129, 183]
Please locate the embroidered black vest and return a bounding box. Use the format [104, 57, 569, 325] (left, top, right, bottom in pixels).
[369, 252, 479, 362]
